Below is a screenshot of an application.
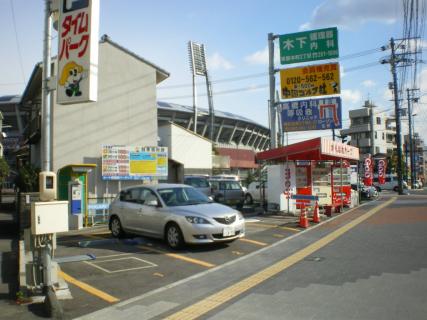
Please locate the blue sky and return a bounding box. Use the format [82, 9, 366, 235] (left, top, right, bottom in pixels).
[1, 0, 425, 142]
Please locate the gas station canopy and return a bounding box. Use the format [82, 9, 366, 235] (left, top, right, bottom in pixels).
[256, 137, 359, 162]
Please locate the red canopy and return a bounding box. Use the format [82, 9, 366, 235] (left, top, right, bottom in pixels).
[256, 137, 359, 162]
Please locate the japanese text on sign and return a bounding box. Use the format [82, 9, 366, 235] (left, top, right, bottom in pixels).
[279, 97, 342, 132]
[57, 0, 99, 104]
[280, 63, 340, 99]
[102, 145, 168, 180]
[279, 27, 339, 65]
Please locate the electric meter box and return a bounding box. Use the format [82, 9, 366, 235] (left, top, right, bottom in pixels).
[39, 171, 57, 201]
[31, 201, 69, 235]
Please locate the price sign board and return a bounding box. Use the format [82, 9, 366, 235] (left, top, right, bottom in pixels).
[102, 145, 168, 180]
[279, 27, 338, 65]
[280, 62, 340, 99]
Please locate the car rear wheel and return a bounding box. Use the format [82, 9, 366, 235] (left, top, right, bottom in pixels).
[110, 216, 125, 238]
[166, 223, 185, 249]
[245, 194, 253, 205]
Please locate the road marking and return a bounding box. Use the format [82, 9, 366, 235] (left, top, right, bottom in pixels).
[273, 234, 285, 238]
[247, 222, 300, 232]
[238, 238, 268, 246]
[84, 257, 157, 274]
[58, 270, 119, 303]
[137, 245, 216, 268]
[165, 197, 396, 320]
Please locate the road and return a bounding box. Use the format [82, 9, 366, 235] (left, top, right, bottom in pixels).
[75, 191, 427, 320]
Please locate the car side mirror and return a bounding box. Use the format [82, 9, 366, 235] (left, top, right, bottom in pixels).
[147, 199, 159, 207]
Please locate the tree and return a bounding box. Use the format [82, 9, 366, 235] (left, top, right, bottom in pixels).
[15, 164, 40, 192]
[0, 157, 10, 203]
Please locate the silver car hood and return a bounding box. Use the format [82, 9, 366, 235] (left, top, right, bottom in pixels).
[167, 203, 238, 218]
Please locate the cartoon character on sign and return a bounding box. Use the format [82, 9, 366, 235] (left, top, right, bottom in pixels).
[59, 61, 86, 97]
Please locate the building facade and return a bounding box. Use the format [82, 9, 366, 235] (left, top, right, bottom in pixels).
[340, 101, 396, 158]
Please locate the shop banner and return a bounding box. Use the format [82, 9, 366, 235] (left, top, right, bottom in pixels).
[377, 158, 387, 185]
[363, 154, 373, 186]
[57, 0, 99, 104]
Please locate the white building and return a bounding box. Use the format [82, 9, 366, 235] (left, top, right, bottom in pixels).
[340, 101, 396, 157]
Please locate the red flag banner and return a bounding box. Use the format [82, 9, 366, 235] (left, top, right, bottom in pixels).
[364, 154, 373, 186]
[378, 158, 386, 185]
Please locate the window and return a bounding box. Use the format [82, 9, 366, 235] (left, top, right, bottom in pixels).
[382, 132, 385, 140]
[365, 132, 370, 138]
[375, 132, 378, 139]
[376, 117, 381, 125]
[140, 188, 158, 205]
[120, 188, 140, 203]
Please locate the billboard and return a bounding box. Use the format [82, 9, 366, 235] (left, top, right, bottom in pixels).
[102, 146, 168, 180]
[279, 97, 342, 132]
[279, 27, 339, 65]
[57, 0, 99, 104]
[280, 62, 340, 99]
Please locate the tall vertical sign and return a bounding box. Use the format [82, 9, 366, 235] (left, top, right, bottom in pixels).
[377, 158, 387, 185]
[364, 154, 373, 186]
[57, 0, 99, 104]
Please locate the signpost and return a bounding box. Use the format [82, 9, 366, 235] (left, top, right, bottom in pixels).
[57, 0, 99, 104]
[279, 27, 338, 65]
[280, 62, 340, 99]
[102, 146, 168, 180]
[279, 97, 342, 132]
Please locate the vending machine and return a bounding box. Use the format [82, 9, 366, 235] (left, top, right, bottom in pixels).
[332, 162, 352, 206]
[312, 162, 332, 206]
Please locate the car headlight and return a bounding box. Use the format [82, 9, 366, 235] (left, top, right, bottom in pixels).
[185, 216, 211, 224]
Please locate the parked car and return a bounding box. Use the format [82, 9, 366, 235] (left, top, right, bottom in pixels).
[183, 175, 211, 196]
[109, 184, 245, 248]
[245, 181, 268, 204]
[373, 175, 407, 192]
[209, 179, 245, 209]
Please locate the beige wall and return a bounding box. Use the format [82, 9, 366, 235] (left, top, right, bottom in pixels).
[52, 42, 159, 196]
[159, 123, 212, 173]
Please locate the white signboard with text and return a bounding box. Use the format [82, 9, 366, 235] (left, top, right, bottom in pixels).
[57, 0, 99, 104]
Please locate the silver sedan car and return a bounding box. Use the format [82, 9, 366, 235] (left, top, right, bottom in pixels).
[109, 184, 245, 249]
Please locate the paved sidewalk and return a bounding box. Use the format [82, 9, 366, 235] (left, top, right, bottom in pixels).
[76, 200, 378, 320]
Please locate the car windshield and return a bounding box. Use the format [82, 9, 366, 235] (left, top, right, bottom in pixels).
[158, 187, 210, 207]
[184, 177, 210, 188]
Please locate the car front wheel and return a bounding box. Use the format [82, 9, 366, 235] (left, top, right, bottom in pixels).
[245, 194, 253, 205]
[166, 223, 185, 249]
[110, 216, 124, 238]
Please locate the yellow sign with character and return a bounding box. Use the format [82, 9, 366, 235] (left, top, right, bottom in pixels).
[280, 63, 340, 99]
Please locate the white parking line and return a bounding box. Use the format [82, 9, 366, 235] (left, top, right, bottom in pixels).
[84, 257, 157, 274]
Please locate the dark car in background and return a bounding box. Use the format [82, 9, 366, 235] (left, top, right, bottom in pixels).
[183, 175, 211, 196]
[209, 179, 245, 209]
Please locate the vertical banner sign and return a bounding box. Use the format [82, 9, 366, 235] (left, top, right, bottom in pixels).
[57, 0, 99, 104]
[364, 154, 373, 186]
[279, 27, 338, 65]
[377, 158, 387, 185]
[284, 166, 291, 199]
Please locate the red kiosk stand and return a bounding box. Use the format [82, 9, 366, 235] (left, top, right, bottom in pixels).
[256, 137, 359, 215]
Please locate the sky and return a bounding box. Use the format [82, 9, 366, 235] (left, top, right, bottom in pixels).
[1, 0, 426, 144]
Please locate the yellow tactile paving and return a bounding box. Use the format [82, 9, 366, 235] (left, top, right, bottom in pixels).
[165, 197, 396, 320]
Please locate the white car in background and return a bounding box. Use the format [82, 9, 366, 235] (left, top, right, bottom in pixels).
[245, 181, 268, 204]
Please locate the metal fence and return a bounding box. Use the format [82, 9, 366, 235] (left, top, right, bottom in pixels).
[87, 197, 115, 226]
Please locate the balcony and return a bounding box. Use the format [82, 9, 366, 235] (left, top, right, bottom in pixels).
[341, 124, 371, 135]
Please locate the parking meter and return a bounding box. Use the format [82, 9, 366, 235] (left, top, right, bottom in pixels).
[68, 179, 83, 229]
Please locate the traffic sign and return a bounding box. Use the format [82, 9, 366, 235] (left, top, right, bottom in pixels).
[280, 62, 340, 99]
[279, 27, 338, 65]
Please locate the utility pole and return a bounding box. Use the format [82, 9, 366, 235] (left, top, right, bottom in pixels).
[389, 38, 404, 195]
[407, 88, 419, 189]
[205, 70, 215, 142]
[268, 33, 277, 149]
[367, 101, 375, 156]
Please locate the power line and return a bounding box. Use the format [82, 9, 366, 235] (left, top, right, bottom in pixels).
[9, 0, 26, 83]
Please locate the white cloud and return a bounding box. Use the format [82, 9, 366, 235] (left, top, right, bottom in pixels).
[300, 0, 400, 30]
[245, 46, 269, 65]
[362, 80, 376, 88]
[341, 89, 362, 105]
[383, 88, 393, 102]
[207, 53, 234, 71]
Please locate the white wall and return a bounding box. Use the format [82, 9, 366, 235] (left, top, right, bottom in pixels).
[158, 123, 212, 171]
[52, 42, 159, 196]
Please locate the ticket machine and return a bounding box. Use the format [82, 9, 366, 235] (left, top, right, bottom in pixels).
[68, 179, 83, 229]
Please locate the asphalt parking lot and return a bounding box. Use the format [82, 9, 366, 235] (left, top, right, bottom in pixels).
[55, 212, 306, 318]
